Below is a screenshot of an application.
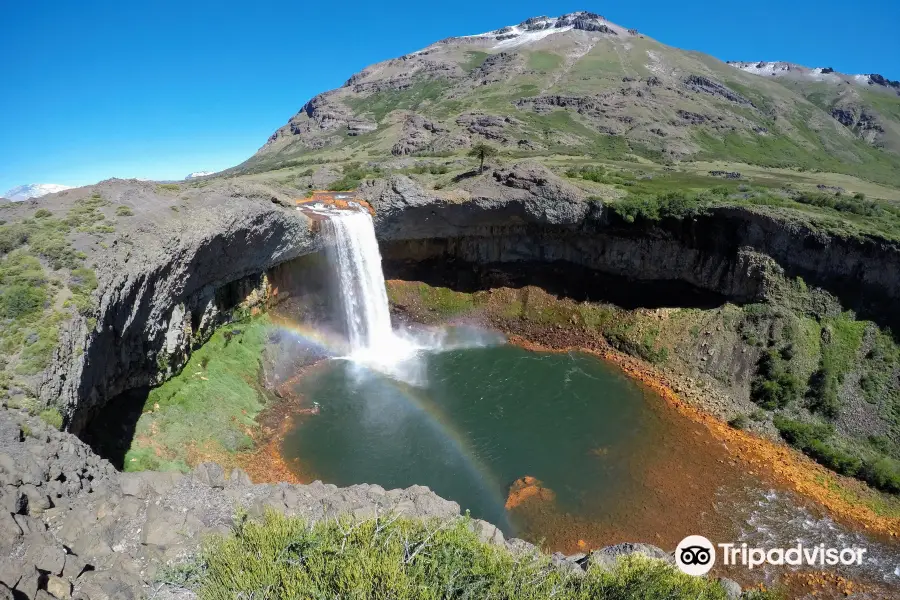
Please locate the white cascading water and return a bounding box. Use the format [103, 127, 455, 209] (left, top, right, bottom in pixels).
[321, 208, 421, 381]
[318, 205, 503, 384]
[322, 209, 395, 352]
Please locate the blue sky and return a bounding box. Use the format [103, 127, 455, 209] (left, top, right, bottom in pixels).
[2, 1, 898, 193]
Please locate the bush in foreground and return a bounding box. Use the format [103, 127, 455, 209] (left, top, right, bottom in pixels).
[164, 512, 779, 600]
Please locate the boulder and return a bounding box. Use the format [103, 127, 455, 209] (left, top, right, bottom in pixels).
[191, 462, 225, 489]
[47, 575, 73, 600]
[718, 577, 742, 599]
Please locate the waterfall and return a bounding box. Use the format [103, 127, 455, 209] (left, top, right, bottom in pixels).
[321, 207, 423, 383]
[322, 209, 395, 353]
[318, 205, 501, 384]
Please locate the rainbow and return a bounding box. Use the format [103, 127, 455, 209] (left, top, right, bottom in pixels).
[271, 317, 513, 531]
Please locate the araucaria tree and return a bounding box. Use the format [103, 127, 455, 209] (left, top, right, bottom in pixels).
[468, 143, 498, 173]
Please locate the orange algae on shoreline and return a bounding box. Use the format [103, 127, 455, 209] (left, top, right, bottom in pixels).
[507, 334, 900, 538]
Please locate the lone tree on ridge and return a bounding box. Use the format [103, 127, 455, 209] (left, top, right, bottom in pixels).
[468, 143, 498, 173]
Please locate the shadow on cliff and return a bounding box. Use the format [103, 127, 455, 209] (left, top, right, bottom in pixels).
[79, 386, 149, 470]
[383, 257, 727, 310]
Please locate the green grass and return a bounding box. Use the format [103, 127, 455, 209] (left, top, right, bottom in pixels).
[123, 316, 272, 472]
[774, 415, 900, 494]
[39, 407, 63, 430]
[528, 51, 563, 72]
[327, 161, 385, 191]
[412, 283, 477, 317]
[462, 50, 489, 73]
[807, 313, 866, 419]
[171, 511, 766, 600]
[66, 267, 98, 315]
[345, 79, 453, 123]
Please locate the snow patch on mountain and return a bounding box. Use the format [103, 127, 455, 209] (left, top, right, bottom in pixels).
[2, 183, 73, 201]
[185, 171, 215, 179]
[460, 11, 628, 50]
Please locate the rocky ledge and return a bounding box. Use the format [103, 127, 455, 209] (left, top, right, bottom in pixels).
[0, 407, 745, 600]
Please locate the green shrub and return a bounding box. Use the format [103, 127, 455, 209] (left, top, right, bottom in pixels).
[115, 205, 134, 217]
[610, 191, 712, 224]
[186, 512, 755, 600]
[858, 457, 900, 494]
[773, 415, 834, 448]
[728, 414, 749, 429]
[0, 224, 28, 254]
[774, 416, 900, 494]
[39, 407, 63, 430]
[33, 209, 52, 219]
[0, 284, 47, 319]
[806, 368, 841, 419]
[750, 350, 800, 410]
[749, 409, 768, 422]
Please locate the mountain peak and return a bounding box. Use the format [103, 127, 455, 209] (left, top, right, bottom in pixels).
[2, 183, 73, 201]
[462, 11, 633, 49]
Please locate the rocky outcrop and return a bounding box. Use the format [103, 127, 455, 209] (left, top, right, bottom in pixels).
[35, 180, 315, 432]
[684, 75, 754, 106]
[0, 407, 465, 599]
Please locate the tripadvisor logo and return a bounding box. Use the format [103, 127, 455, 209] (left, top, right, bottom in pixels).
[676, 535, 716, 576]
[675, 535, 868, 576]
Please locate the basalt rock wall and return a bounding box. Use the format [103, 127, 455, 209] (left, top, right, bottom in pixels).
[363, 168, 900, 330]
[35, 180, 317, 433]
[35, 166, 900, 433]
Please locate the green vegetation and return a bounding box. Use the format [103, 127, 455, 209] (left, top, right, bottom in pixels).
[751, 349, 801, 410]
[528, 51, 563, 72]
[461, 50, 489, 73]
[172, 511, 763, 600]
[67, 267, 98, 315]
[806, 314, 865, 419]
[115, 205, 134, 217]
[468, 142, 498, 173]
[157, 183, 181, 191]
[328, 162, 384, 191]
[566, 164, 900, 241]
[345, 78, 452, 123]
[727, 414, 749, 429]
[775, 416, 900, 494]
[123, 316, 272, 472]
[39, 407, 63, 430]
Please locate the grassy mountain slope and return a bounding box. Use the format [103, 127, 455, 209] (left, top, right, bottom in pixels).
[233, 12, 900, 189]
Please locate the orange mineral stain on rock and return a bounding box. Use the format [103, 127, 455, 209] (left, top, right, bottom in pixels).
[505, 476, 556, 510]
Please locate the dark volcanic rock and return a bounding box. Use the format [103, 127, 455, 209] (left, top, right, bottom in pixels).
[33, 180, 313, 432]
[684, 75, 753, 106]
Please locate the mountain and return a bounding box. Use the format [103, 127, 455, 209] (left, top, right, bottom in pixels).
[235, 11, 900, 188]
[3, 183, 73, 201]
[185, 171, 216, 179]
[726, 61, 900, 155]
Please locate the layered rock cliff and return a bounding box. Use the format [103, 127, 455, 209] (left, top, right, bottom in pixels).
[22, 165, 900, 433]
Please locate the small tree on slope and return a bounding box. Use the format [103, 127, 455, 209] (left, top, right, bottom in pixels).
[468, 143, 498, 173]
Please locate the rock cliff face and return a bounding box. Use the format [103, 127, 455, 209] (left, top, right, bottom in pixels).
[33, 180, 316, 433]
[362, 166, 900, 330]
[33, 167, 900, 433]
